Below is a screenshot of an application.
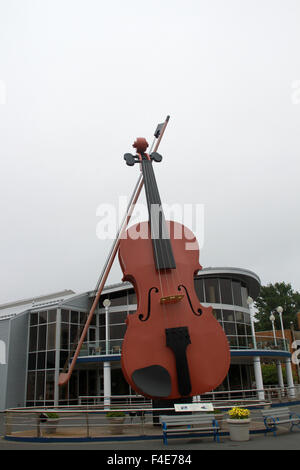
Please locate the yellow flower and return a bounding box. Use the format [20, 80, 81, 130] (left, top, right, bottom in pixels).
[228, 407, 250, 419]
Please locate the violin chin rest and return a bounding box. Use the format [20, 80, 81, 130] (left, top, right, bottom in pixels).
[131, 365, 171, 398]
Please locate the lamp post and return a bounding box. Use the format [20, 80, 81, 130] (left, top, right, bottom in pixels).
[247, 296, 257, 349]
[269, 313, 277, 347]
[247, 296, 264, 400]
[276, 306, 285, 343]
[103, 298, 111, 409]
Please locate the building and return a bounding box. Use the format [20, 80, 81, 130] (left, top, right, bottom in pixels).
[0, 267, 295, 410]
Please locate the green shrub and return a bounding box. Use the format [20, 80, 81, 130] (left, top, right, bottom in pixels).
[106, 411, 125, 418]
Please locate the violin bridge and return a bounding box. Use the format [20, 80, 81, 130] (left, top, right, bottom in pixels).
[160, 294, 184, 305]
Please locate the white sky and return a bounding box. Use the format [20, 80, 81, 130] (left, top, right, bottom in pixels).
[0, 0, 300, 304]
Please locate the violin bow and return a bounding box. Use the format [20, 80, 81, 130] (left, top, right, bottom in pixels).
[59, 115, 170, 386]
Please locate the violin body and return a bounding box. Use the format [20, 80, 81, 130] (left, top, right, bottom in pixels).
[119, 220, 230, 400]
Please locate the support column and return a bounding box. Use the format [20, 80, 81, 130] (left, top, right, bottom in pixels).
[54, 308, 61, 406]
[285, 357, 296, 398]
[253, 356, 265, 401]
[103, 361, 111, 409]
[276, 361, 284, 389]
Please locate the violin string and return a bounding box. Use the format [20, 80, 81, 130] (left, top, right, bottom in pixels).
[148, 157, 183, 327]
[146, 158, 174, 329]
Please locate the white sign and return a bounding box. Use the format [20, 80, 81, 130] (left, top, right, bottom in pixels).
[174, 403, 214, 412]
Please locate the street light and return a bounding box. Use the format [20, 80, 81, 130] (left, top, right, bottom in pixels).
[269, 313, 277, 347]
[103, 299, 111, 355]
[276, 306, 285, 342]
[247, 296, 257, 349]
[103, 298, 111, 409]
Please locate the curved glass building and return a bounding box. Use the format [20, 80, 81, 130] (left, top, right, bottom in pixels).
[0, 267, 295, 409]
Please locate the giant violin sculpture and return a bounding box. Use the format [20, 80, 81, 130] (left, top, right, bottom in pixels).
[119, 138, 230, 400]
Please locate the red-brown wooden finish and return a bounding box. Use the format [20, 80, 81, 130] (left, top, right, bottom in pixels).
[119, 220, 230, 400]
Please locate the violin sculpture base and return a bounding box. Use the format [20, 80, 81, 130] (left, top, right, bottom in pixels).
[119, 220, 231, 401]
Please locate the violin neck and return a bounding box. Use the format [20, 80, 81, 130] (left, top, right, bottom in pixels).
[141, 157, 176, 271]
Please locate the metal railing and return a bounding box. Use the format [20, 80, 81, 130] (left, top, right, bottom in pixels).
[73, 335, 289, 359]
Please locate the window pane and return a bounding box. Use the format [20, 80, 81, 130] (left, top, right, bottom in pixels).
[47, 323, 56, 350]
[232, 281, 242, 306]
[30, 313, 38, 326]
[28, 353, 36, 370]
[223, 310, 235, 322]
[37, 351, 46, 370]
[204, 279, 220, 303]
[110, 324, 126, 339]
[219, 279, 233, 305]
[46, 371, 55, 400]
[71, 310, 79, 323]
[109, 291, 127, 307]
[48, 309, 56, 323]
[235, 311, 244, 322]
[46, 351, 56, 369]
[194, 279, 205, 302]
[29, 326, 38, 352]
[109, 311, 126, 325]
[27, 372, 35, 401]
[128, 290, 137, 305]
[36, 371, 45, 401]
[39, 311, 47, 324]
[61, 309, 69, 322]
[38, 325, 47, 351]
[241, 285, 249, 308]
[61, 323, 69, 349]
[223, 322, 236, 335]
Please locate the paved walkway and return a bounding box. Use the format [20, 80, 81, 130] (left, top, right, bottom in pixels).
[1, 407, 300, 451]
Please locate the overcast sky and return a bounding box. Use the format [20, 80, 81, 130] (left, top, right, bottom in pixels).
[0, 0, 300, 305]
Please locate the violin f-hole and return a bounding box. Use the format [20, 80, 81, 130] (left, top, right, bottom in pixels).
[178, 285, 202, 316]
[138, 286, 159, 322]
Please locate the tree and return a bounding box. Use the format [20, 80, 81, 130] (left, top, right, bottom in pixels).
[254, 282, 300, 331]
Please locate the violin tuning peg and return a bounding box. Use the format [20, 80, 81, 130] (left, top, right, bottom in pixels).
[124, 153, 136, 166]
[150, 152, 163, 163]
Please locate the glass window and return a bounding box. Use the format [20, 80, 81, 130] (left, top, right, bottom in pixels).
[80, 312, 88, 325]
[27, 372, 35, 401]
[71, 310, 79, 323]
[61, 323, 69, 349]
[128, 289, 137, 305]
[232, 281, 242, 306]
[38, 311, 47, 324]
[223, 310, 235, 322]
[194, 279, 205, 302]
[29, 326, 38, 352]
[223, 322, 236, 335]
[110, 324, 127, 340]
[37, 351, 46, 370]
[46, 351, 55, 369]
[237, 323, 246, 335]
[28, 353, 36, 370]
[38, 324, 47, 351]
[109, 291, 127, 307]
[99, 326, 105, 341]
[46, 371, 55, 400]
[204, 279, 220, 303]
[59, 350, 69, 369]
[47, 323, 56, 350]
[48, 309, 56, 323]
[30, 313, 38, 326]
[36, 371, 45, 401]
[61, 309, 69, 322]
[235, 311, 244, 323]
[219, 279, 233, 305]
[70, 324, 79, 344]
[241, 285, 249, 308]
[109, 311, 126, 325]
